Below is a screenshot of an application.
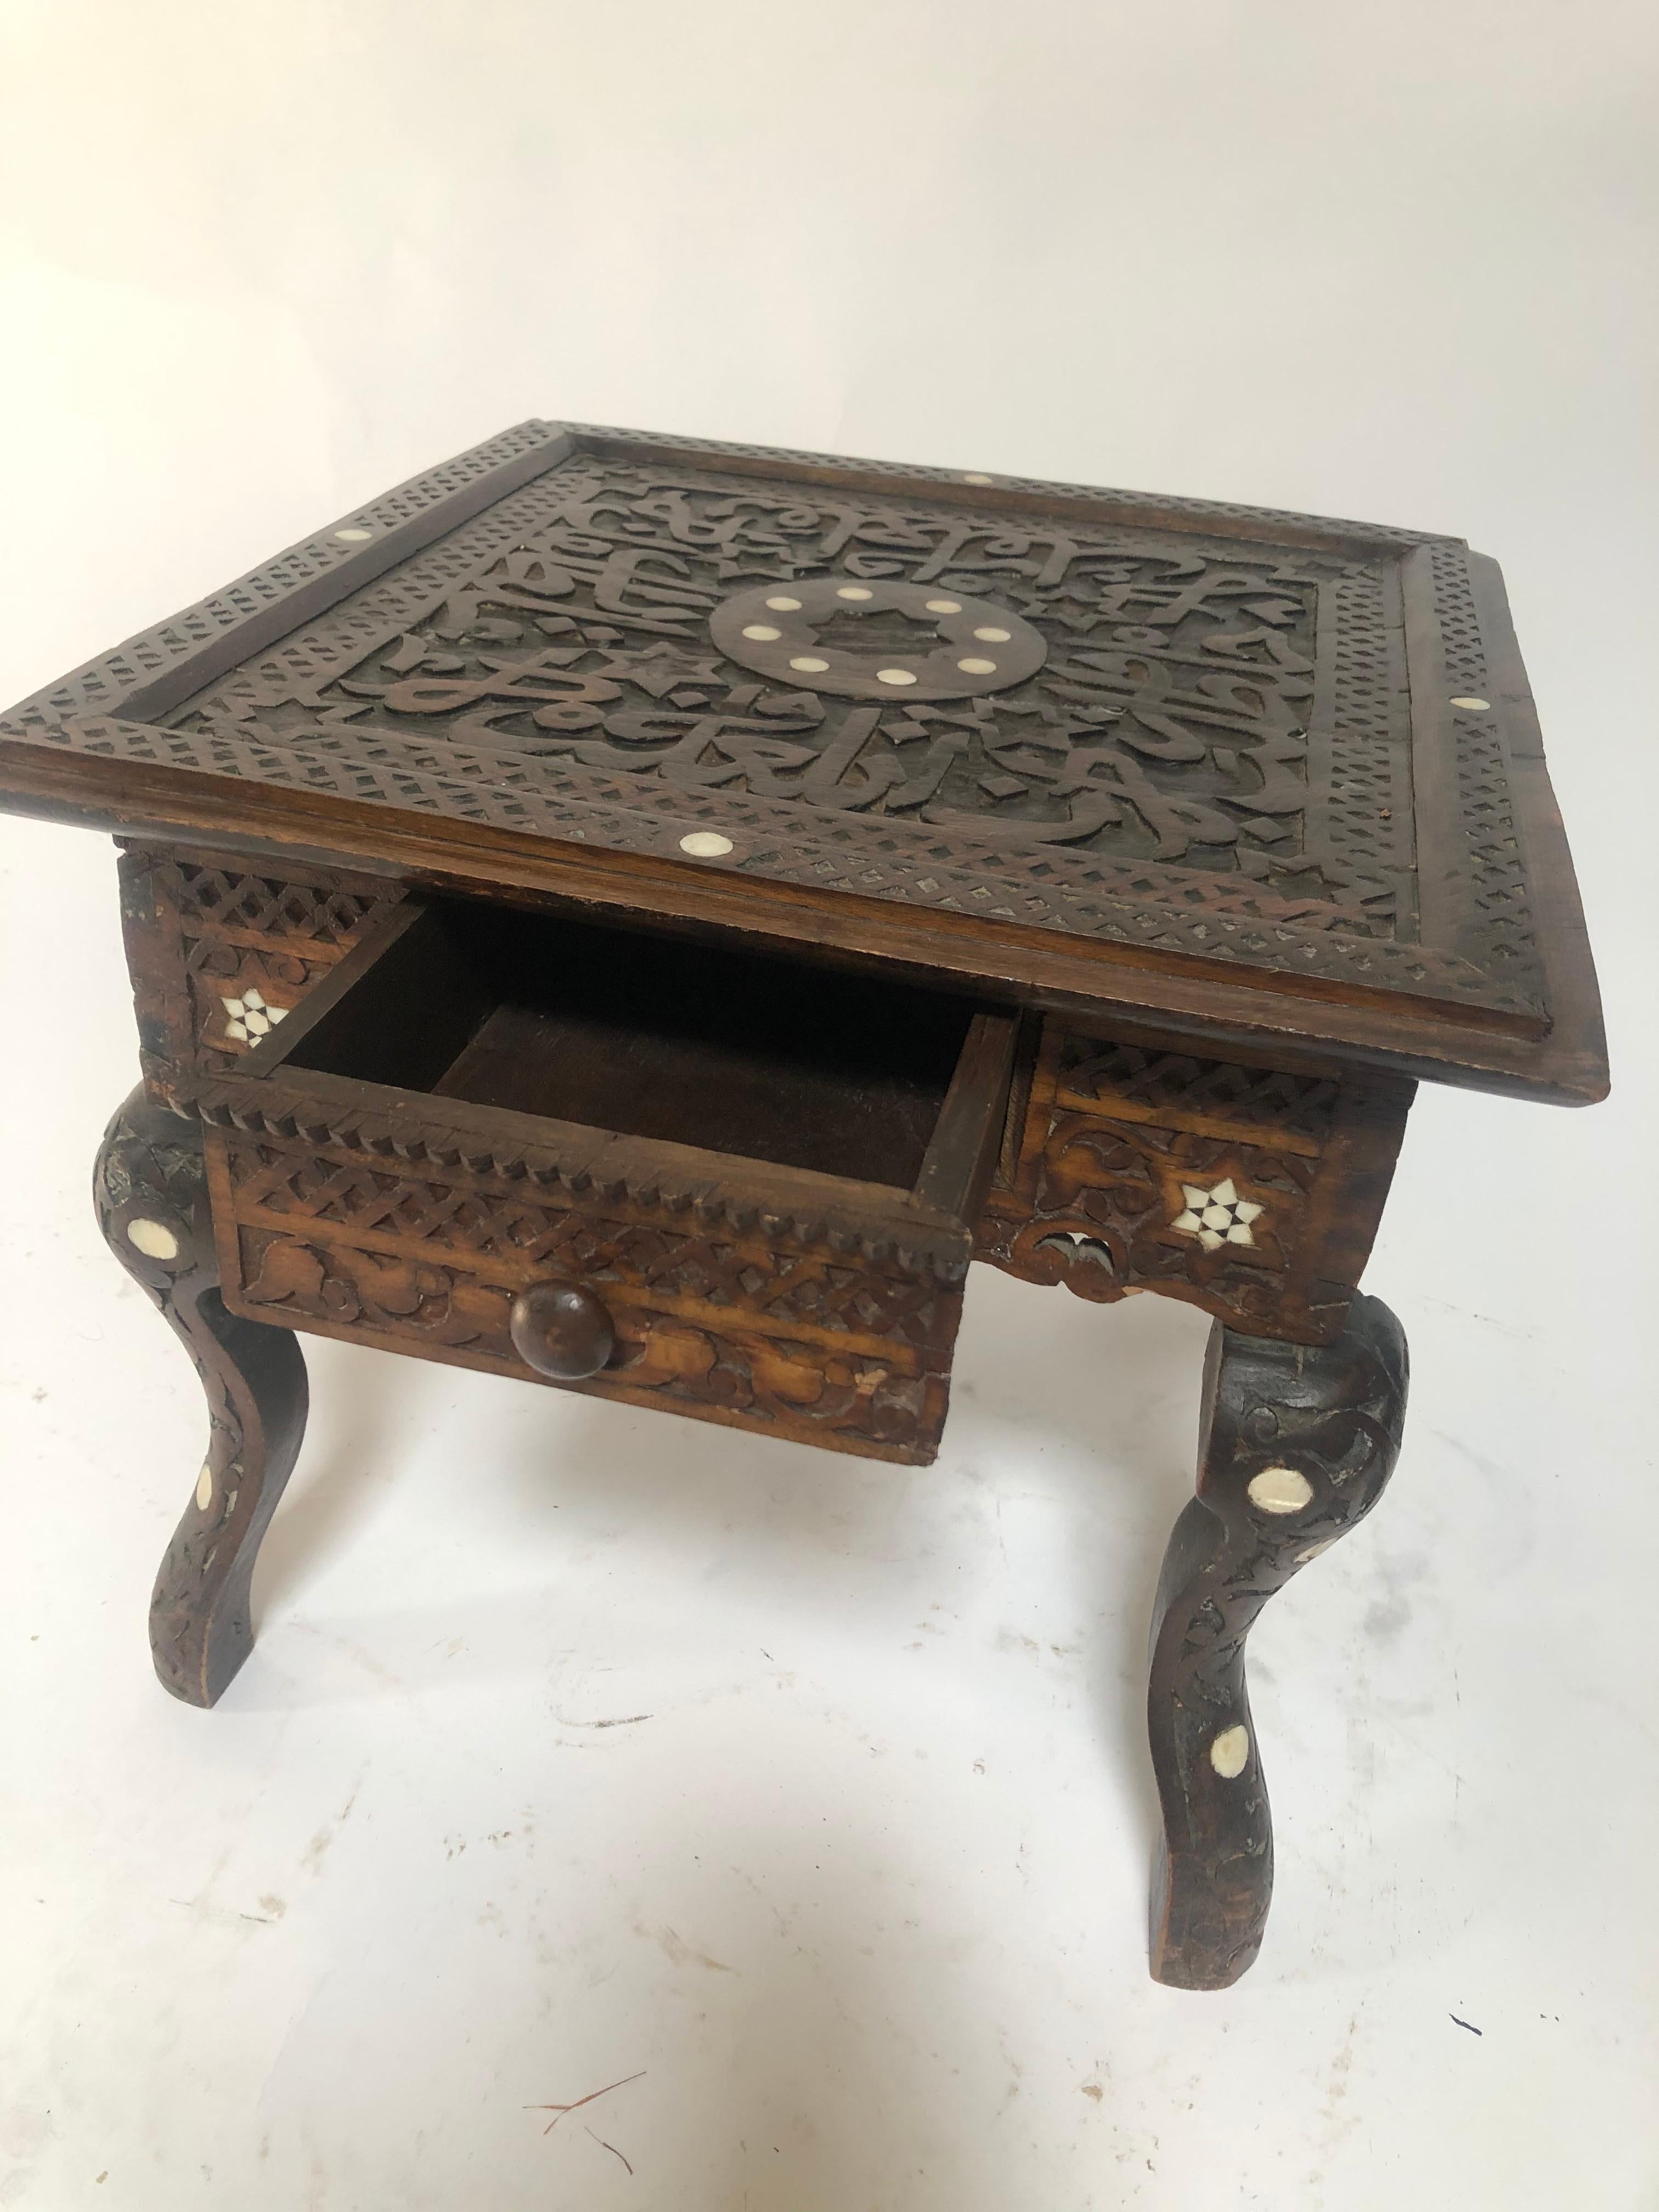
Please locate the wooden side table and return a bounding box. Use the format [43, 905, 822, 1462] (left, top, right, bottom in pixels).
[0, 422, 1606, 1988]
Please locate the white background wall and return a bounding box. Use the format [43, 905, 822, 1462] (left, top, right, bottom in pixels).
[2, 5, 1656, 2208]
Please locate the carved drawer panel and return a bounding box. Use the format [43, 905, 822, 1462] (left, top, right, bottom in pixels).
[977, 1023, 1414, 1345]
[192, 897, 1016, 1466]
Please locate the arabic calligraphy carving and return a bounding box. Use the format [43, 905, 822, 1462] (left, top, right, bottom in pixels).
[1, 421, 1555, 1017]
[162, 460, 1402, 926]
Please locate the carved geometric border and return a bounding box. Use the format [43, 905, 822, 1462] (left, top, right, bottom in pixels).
[1, 419, 1545, 1020]
[182, 1071, 975, 1288]
[161, 453, 1423, 955]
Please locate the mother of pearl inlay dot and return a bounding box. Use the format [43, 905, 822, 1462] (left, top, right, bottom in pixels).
[924, 598, 961, 614]
[1449, 696, 1491, 711]
[957, 657, 997, 675]
[334, 526, 374, 542]
[679, 831, 733, 858]
[741, 624, 781, 641]
[1247, 1465, 1314, 1514]
[195, 1461, 213, 1511]
[876, 668, 917, 686]
[789, 656, 828, 673]
[1210, 1724, 1250, 1778]
[126, 1218, 178, 1260]
[836, 585, 873, 601]
[1256, 1460, 1318, 1513]
[765, 595, 802, 611]
[973, 625, 1011, 642]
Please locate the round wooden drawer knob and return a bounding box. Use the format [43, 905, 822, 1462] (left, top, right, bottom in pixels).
[509, 1280, 615, 1380]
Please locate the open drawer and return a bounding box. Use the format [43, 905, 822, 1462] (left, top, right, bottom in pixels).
[194, 897, 1018, 1465]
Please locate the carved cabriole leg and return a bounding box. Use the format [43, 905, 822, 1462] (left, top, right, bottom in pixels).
[93, 1087, 308, 1707]
[1148, 1291, 1408, 1989]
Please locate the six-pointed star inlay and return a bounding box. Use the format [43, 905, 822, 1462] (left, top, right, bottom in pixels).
[1171, 1178, 1264, 1252]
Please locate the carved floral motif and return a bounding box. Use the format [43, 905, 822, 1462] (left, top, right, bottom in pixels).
[979, 1027, 1410, 1344]
[212, 1133, 960, 1465]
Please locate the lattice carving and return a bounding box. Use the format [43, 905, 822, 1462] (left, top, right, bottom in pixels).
[2, 421, 561, 733]
[1053, 1037, 1340, 1149]
[194, 1077, 969, 1284]
[1452, 715, 1539, 988]
[76, 706, 1489, 1010]
[166, 859, 391, 945]
[167, 457, 1392, 913]
[210, 1128, 959, 1464]
[224, 1139, 947, 1345]
[562, 425, 1455, 544]
[119, 845, 404, 1093]
[0, 424, 1548, 1019]
[978, 1022, 1410, 1344]
[1429, 540, 1489, 697]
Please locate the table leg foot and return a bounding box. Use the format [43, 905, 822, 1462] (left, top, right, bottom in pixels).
[1147, 1292, 1408, 1989]
[93, 1088, 309, 1706]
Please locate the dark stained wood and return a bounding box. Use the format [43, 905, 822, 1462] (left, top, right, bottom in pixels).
[912, 1011, 1019, 1224]
[402, 903, 984, 1193]
[2, 423, 1611, 1988]
[93, 1088, 309, 1707]
[115, 841, 407, 1111]
[230, 894, 1006, 1238]
[0, 423, 1608, 1105]
[175, 891, 1016, 1467]
[1147, 1293, 1408, 1988]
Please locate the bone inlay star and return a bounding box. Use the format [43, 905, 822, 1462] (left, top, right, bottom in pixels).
[1171, 1178, 1263, 1252]
[221, 986, 290, 1044]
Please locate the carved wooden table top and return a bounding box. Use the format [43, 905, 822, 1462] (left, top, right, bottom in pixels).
[0, 424, 1607, 1993]
[0, 421, 1606, 1103]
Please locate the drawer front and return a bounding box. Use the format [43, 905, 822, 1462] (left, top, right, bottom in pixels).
[205, 1122, 963, 1465]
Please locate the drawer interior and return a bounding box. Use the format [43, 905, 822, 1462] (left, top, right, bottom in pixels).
[273, 899, 1003, 1197]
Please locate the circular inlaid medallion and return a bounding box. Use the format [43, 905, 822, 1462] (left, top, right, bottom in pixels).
[710, 577, 1046, 703]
